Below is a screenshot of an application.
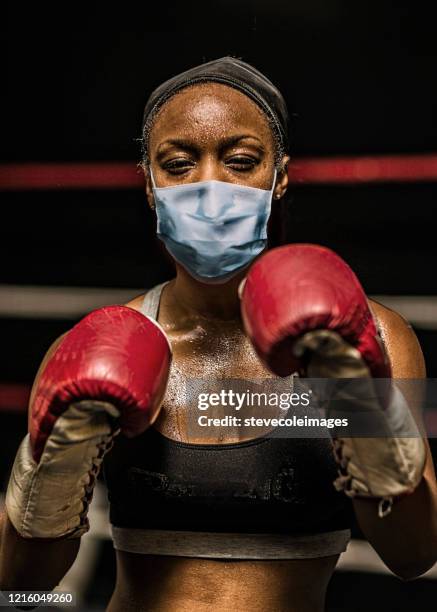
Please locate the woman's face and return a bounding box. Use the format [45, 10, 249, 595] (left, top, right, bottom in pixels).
[145, 82, 289, 205]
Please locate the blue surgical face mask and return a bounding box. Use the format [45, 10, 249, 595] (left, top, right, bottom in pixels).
[150, 168, 277, 284]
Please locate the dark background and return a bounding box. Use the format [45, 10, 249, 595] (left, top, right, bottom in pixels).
[2, 1, 437, 610]
[2, 1, 437, 376]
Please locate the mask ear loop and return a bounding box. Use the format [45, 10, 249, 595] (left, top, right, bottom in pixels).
[149, 165, 157, 188]
[148, 165, 157, 209]
[271, 168, 281, 200]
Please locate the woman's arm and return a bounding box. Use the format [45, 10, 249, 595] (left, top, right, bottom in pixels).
[353, 302, 437, 580]
[1, 302, 170, 594]
[0, 515, 80, 591]
[0, 332, 81, 591]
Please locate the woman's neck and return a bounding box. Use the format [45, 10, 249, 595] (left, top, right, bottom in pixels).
[167, 265, 245, 322]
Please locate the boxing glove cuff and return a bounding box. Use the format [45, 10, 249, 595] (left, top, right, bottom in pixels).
[332, 384, 426, 515]
[6, 400, 119, 539]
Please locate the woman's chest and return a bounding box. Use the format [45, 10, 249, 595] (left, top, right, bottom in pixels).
[154, 327, 277, 441]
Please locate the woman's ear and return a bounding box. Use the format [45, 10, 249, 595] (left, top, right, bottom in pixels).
[143, 164, 156, 210]
[274, 155, 290, 200]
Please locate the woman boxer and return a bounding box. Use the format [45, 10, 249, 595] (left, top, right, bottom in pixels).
[1, 57, 437, 612]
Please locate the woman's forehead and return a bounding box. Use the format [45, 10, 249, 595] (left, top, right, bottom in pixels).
[149, 82, 273, 146]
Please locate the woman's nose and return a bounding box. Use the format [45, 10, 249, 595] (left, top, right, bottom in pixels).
[196, 181, 225, 219]
[196, 159, 223, 183]
[194, 161, 229, 219]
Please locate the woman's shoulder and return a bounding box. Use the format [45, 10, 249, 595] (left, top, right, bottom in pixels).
[368, 297, 410, 330]
[124, 293, 147, 313]
[368, 298, 425, 377]
[124, 281, 172, 316]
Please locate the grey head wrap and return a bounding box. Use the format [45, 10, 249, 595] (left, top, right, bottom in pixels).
[141, 56, 290, 160]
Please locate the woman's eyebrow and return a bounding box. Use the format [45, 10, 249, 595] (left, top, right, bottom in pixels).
[156, 139, 197, 157]
[157, 135, 265, 157]
[222, 134, 265, 147]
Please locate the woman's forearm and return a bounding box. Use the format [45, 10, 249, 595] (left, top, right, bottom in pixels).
[353, 468, 437, 580]
[0, 514, 80, 591]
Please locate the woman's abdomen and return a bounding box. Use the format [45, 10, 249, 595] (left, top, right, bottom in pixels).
[108, 552, 338, 612]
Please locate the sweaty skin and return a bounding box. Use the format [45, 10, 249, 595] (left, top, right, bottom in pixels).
[107, 83, 437, 611]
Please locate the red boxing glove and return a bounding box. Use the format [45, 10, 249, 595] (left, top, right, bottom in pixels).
[240, 244, 390, 378]
[30, 305, 171, 462]
[241, 246, 428, 511]
[6, 305, 171, 538]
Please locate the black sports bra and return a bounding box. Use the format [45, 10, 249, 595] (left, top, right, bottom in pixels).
[102, 281, 353, 559]
[104, 423, 352, 535]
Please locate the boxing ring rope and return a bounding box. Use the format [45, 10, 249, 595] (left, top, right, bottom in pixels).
[1, 153, 437, 190]
[0, 284, 436, 327]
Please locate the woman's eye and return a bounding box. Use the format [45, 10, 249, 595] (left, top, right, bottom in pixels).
[163, 159, 194, 174]
[227, 156, 258, 170]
